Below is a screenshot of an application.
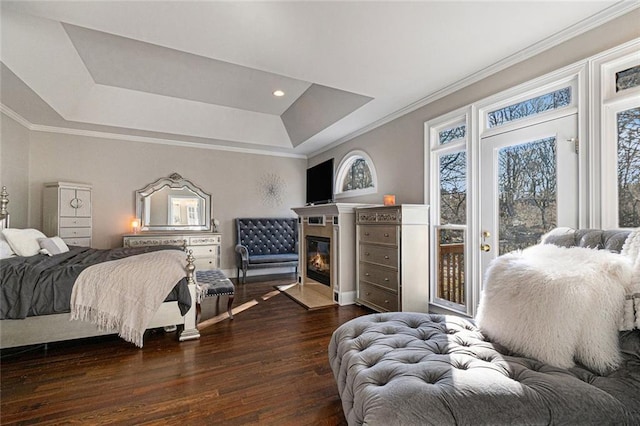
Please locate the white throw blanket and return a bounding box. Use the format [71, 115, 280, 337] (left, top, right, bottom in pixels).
[477, 244, 632, 374]
[70, 250, 187, 347]
[621, 228, 640, 330]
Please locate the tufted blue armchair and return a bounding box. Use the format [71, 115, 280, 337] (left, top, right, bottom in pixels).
[235, 218, 299, 283]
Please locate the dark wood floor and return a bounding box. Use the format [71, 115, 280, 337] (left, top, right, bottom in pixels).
[1, 275, 372, 425]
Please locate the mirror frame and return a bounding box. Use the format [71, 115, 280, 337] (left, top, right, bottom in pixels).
[135, 173, 212, 232]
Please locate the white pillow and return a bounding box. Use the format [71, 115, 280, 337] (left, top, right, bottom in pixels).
[38, 236, 70, 256]
[0, 233, 16, 259]
[1, 228, 48, 257]
[476, 244, 632, 374]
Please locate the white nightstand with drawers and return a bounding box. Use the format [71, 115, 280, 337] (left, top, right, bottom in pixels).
[123, 233, 221, 271]
[355, 204, 429, 313]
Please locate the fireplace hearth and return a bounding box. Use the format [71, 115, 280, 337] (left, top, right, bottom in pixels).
[306, 235, 330, 286]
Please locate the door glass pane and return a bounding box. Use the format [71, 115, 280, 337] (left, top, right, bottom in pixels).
[616, 65, 640, 92]
[617, 106, 640, 227]
[436, 228, 465, 305]
[488, 87, 571, 128]
[439, 151, 467, 224]
[498, 137, 557, 254]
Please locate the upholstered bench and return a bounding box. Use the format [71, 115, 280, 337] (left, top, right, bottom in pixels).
[235, 218, 299, 283]
[195, 269, 234, 324]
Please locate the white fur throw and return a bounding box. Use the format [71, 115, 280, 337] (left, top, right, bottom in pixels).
[476, 244, 632, 374]
[621, 228, 640, 330]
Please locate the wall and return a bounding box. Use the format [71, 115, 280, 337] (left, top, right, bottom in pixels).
[0, 114, 29, 228]
[311, 9, 640, 205]
[19, 130, 305, 270]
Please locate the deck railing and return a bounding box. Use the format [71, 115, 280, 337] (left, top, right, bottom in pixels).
[438, 243, 465, 304]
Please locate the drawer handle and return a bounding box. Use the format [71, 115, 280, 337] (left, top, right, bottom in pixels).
[364, 232, 370, 236]
[365, 273, 370, 277]
[365, 252, 370, 256]
[384, 278, 389, 282]
[384, 300, 389, 304]
[365, 292, 371, 296]
[384, 255, 389, 259]
[384, 233, 389, 237]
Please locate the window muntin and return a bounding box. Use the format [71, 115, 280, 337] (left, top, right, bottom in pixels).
[617, 106, 640, 227]
[487, 87, 572, 128]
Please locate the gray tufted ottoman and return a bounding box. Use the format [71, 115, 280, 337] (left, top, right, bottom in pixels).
[329, 312, 640, 426]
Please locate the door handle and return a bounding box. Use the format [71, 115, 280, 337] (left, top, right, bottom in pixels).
[481, 244, 491, 252]
[481, 230, 491, 252]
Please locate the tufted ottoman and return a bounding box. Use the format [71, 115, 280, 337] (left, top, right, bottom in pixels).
[195, 269, 234, 326]
[329, 312, 640, 426]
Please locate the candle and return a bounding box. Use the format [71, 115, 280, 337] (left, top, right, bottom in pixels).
[383, 195, 396, 206]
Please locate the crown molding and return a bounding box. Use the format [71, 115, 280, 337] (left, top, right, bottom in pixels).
[0, 105, 307, 159]
[310, 1, 640, 157]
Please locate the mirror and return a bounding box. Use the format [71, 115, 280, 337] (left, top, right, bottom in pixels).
[136, 173, 212, 232]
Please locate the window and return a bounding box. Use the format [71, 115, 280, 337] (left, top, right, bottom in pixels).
[487, 86, 572, 128]
[334, 150, 377, 198]
[595, 42, 640, 229]
[426, 110, 470, 314]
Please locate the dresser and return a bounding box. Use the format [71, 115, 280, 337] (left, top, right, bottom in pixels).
[122, 232, 221, 271]
[355, 204, 429, 313]
[42, 182, 93, 246]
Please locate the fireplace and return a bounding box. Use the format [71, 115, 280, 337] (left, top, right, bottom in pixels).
[306, 235, 331, 286]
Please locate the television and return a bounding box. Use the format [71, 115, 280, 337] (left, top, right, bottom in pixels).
[306, 158, 334, 205]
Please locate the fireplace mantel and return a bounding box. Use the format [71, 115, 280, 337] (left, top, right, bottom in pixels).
[291, 203, 375, 306]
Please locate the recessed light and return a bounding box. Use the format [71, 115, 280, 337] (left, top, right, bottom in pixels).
[273, 90, 285, 97]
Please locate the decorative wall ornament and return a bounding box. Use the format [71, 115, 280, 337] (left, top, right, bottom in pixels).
[258, 173, 287, 206]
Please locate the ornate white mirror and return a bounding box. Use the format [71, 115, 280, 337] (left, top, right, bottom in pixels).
[136, 173, 212, 232]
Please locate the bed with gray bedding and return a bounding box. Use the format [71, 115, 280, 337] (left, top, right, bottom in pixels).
[1, 245, 191, 320]
[329, 229, 640, 425]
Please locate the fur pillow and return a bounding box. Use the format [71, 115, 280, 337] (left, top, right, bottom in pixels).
[476, 244, 632, 374]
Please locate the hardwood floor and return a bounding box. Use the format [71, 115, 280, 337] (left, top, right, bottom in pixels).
[1, 275, 372, 425]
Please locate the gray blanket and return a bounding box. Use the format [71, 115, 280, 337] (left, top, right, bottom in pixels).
[1, 246, 190, 319]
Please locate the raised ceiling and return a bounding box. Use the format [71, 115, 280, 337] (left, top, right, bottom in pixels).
[0, 1, 633, 158]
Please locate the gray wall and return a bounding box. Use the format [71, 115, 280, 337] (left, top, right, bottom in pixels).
[311, 9, 640, 205]
[1, 125, 305, 270]
[0, 113, 30, 228]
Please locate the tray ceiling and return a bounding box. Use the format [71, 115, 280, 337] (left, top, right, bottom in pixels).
[0, 1, 631, 157]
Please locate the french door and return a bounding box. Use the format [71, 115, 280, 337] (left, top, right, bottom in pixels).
[479, 114, 579, 280]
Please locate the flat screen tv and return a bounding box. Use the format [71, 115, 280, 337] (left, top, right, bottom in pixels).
[306, 158, 334, 205]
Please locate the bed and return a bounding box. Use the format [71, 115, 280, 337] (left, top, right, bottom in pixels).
[329, 228, 640, 425]
[0, 187, 200, 349]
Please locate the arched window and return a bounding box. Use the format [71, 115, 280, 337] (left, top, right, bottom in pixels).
[334, 150, 377, 198]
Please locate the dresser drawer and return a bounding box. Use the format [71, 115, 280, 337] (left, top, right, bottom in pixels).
[360, 244, 398, 268]
[189, 235, 221, 246]
[63, 237, 91, 247]
[59, 227, 92, 238]
[359, 225, 398, 246]
[359, 262, 398, 291]
[193, 257, 217, 270]
[59, 217, 92, 228]
[358, 281, 398, 312]
[190, 245, 217, 258]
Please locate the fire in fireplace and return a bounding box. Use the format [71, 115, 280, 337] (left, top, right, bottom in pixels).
[306, 235, 331, 285]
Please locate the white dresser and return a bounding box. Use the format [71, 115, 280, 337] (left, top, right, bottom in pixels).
[42, 182, 93, 247]
[122, 232, 221, 271]
[355, 204, 429, 313]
